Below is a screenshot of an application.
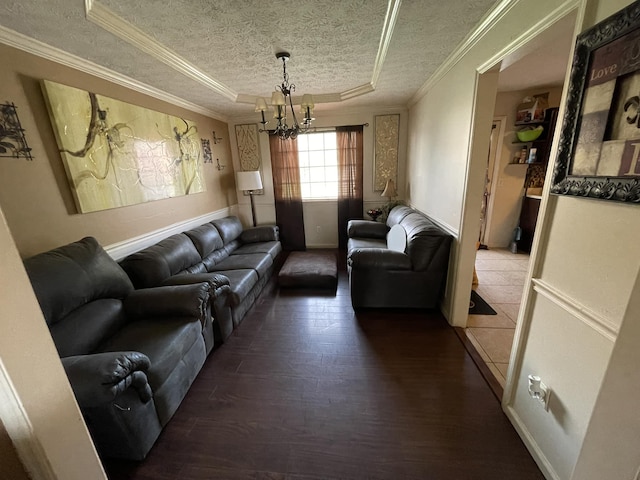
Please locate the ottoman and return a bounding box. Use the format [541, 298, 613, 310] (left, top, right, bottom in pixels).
[278, 251, 338, 289]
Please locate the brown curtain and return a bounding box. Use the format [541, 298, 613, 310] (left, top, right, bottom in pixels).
[337, 126, 364, 250]
[269, 134, 306, 251]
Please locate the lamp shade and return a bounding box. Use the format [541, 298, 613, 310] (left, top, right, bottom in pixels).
[301, 94, 314, 108]
[271, 91, 286, 106]
[254, 97, 268, 112]
[381, 178, 397, 198]
[236, 171, 263, 191]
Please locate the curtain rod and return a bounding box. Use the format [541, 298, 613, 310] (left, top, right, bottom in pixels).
[304, 123, 369, 133]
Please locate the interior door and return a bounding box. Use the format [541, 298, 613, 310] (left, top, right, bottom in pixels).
[479, 119, 501, 247]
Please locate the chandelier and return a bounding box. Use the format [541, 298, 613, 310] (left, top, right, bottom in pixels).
[255, 52, 314, 140]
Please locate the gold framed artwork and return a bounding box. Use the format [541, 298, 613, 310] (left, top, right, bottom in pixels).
[374, 114, 399, 191]
[42, 80, 205, 213]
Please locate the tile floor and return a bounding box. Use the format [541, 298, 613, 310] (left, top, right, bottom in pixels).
[465, 247, 530, 388]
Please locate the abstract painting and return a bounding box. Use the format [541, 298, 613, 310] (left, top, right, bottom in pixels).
[42, 80, 205, 213]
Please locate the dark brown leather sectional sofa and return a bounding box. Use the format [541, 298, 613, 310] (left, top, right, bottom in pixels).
[23, 216, 281, 461]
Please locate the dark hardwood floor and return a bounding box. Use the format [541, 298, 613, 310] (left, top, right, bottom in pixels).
[104, 252, 543, 479]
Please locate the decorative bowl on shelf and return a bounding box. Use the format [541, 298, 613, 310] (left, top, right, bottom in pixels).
[367, 208, 383, 221]
[516, 125, 544, 142]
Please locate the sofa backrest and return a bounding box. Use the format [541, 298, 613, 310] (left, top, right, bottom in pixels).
[24, 237, 134, 326]
[24, 237, 133, 357]
[398, 211, 452, 272]
[184, 223, 228, 270]
[120, 233, 203, 288]
[386, 205, 414, 227]
[211, 216, 243, 246]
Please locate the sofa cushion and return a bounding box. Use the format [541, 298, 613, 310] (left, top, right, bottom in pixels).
[233, 241, 282, 260]
[98, 318, 201, 390]
[184, 223, 224, 258]
[211, 253, 273, 279]
[224, 240, 241, 256]
[212, 217, 243, 245]
[120, 234, 201, 288]
[24, 237, 133, 326]
[347, 237, 386, 251]
[50, 299, 129, 357]
[202, 248, 229, 271]
[211, 269, 259, 306]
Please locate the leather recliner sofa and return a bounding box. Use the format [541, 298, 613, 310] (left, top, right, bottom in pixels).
[347, 205, 453, 309]
[23, 236, 215, 460]
[119, 216, 282, 340]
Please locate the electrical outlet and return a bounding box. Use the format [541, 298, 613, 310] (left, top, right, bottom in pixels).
[316, 226, 321, 233]
[528, 375, 550, 411]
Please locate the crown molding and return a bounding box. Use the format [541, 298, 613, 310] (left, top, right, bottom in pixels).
[85, 0, 399, 107]
[371, 0, 402, 87]
[0, 25, 228, 122]
[477, 0, 580, 74]
[86, 0, 236, 102]
[340, 83, 375, 101]
[408, 0, 519, 107]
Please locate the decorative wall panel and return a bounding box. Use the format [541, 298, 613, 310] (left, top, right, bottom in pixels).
[42, 80, 205, 213]
[374, 114, 399, 191]
[235, 123, 263, 194]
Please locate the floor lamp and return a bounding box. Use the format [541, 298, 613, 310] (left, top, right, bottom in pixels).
[236, 171, 263, 227]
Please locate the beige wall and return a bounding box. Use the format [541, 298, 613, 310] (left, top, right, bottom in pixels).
[486, 87, 563, 248]
[229, 106, 408, 248]
[0, 43, 236, 258]
[407, 0, 640, 478]
[0, 203, 106, 479]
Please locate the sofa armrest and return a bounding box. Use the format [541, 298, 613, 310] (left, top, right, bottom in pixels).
[347, 220, 388, 239]
[348, 248, 412, 270]
[124, 283, 210, 320]
[162, 272, 231, 293]
[62, 352, 152, 406]
[240, 225, 279, 243]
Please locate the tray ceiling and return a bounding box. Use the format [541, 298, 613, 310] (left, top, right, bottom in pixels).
[1, 0, 498, 119]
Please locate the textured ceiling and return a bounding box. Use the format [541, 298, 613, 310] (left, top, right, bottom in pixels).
[1, 0, 499, 119]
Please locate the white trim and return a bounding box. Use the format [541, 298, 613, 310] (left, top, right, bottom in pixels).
[0, 360, 56, 480]
[340, 83, 375, 101]
[371, 0, 403, 87]
[0, 25, 228, 122]
[307, 243, 339, 249]
[408, 0, 518, 106]
[85, 0, 237, 102]
[477, 0, 581, 74]
[504, 405, 560, 480]
[105, 208, 231, 260]
[531, 278, 618, 342]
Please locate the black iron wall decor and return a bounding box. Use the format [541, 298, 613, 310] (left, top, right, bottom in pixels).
[551, 1, 640, 203]
[201, 138, 212, 163]
[0, 102, 33, 160]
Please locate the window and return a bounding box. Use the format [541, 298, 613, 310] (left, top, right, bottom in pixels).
[297, 131, 338, 200]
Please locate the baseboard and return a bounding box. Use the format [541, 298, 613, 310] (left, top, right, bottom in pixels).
[504, 405, 560, 480]
[105, 207, 231, 260]
[306, 243, 339, 249]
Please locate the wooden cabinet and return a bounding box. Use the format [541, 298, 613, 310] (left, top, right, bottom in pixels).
[518, 196, 541, 253]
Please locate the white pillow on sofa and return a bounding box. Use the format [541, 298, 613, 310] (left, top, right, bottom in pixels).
[387, 224, 407, 252]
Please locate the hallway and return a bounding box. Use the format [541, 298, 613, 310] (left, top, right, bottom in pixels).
[466, 248, 530, 388]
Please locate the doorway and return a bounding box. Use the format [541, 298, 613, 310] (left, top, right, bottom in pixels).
[463, 12, 576, 393]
